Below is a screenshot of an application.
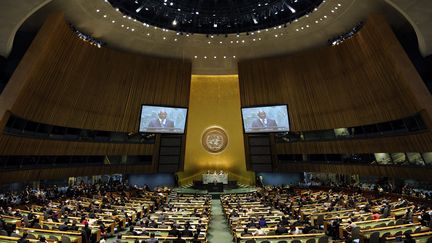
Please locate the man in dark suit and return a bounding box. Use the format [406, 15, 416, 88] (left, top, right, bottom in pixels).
[182, 227, 193, 237]
[275, 223, 288, 235]
[251, 111, 277, 130]
[168, 225, 180, 237]
[147, 110, 174, 129]
[173, 234, 186, 243]
[58, 221, 69, 231]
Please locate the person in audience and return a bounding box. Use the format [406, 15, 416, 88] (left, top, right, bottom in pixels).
[345, 220, 357, 233]
[382, 203, 391, 218]
[246, 218, 257, 228]
[168, 225, 180, 237]
[404, 208, 413, 223]
[17, 232, 29, 243]
[258, 216, 267, 227]
[280, 215, 289, 226]
[182, 226, 193, 237]
[372, 210, 381, 220]
[420, 210, 431, 226]
[37, 236, 46, 243]
[81, 223, 91, 243]
[241, 227, 252, 236]
[114, 234, 125, 243]
[253, 225, 266, 236]
[99, 236, 107, 243]
[126, 226, 138, 235]
[302, 223, 313, 234]
[59, 221, 69, 231]
[144, 232, 158, 243]
[289, 225, 301, 235]
[404, 232, 416, 243]
[191, 233, 202, 243]
[275, 223, 288, 235]
[70, 221, 79, 231]
[173, 234, 186, 243]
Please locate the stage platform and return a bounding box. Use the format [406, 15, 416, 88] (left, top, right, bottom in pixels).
[175, 184, 256, 198]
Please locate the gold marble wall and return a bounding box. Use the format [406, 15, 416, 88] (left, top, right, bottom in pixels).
[178, 75, 253, 185]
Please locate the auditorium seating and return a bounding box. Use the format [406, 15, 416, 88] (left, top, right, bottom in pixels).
[221, 187, 432, 243]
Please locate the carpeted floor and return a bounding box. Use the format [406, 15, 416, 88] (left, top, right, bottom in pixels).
[207, 199, 234, 243]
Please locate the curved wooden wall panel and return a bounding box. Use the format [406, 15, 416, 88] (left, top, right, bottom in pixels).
[239, 14, 432, 177]
[0, 12, 191, 157]
[0, 164, 154, 184]
[0, 136, 153, 155]
[238, 14, 432, 131]
[277, 163, 432, 181]
[276, 132, 432, 154]
[5, 12, 191, 132]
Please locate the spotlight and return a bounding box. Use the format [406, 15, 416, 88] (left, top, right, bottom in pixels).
[288, 5, 296, 13]
[252, 17, 258, 24]
[213, 23, 218, 28]
[136, 6, 144, 12]
[172, 19, 177, 26]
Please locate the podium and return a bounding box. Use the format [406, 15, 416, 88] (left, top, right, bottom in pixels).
[193, 172, 237, 193]
[202, 173, 228, 184]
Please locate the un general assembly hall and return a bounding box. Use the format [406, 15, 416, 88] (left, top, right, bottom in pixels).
[1, 0, 432, 242]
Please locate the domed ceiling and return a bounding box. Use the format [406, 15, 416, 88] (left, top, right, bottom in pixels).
[1, 0, 431, 74]
[107, 0, 323, 34]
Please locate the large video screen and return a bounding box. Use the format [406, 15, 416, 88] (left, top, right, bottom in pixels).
[139, 105, 188, 134]
[241, 105, 290, 133]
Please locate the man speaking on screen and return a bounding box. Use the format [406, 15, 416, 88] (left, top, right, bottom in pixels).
[148, 110, 174, 129]
[251, 110, 277, 129]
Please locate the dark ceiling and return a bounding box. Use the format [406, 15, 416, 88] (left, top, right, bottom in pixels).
[108, 0, 323, 34]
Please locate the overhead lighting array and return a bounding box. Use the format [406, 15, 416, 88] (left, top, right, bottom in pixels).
[84, 0, 348, 60]
[69, 24, 105, 48]
[329, 21, 364, 46]
[106, 0, 324, 35]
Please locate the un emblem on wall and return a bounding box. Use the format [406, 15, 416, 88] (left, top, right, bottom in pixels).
[202, 127, 228, 153]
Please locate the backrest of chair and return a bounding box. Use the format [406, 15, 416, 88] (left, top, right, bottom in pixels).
[43, 225, 50, 230]
[404, 229, 412, 234]
[261, 241, 271, 243]
[305, 239, 316, 243]
[291, 240, 301, 243]
[394, 231, 402, 236]
[277, 241, 288, 243]
[318, 236, 329, 243]
[33, 223, 41, 229]
[380, 232, 390, 242]
[49, 235, 59, 241]
[395, 219, 405, 225]
[245, 240, 257, 243]
[352, 227, 361, 239]
[369, 231, 380, 243]
[61, 235, 71, 243]
[0, 230, 8, 236]
[426, 237, 432, 243]
[27, 234, 36, 239]
[387, 221, 395, 226]
[316, 215, 325, 226]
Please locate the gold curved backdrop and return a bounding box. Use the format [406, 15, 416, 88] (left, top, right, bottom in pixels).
[179, 75, 253, 185]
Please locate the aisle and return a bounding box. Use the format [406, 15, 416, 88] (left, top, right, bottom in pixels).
[207, 199, 234, 243]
